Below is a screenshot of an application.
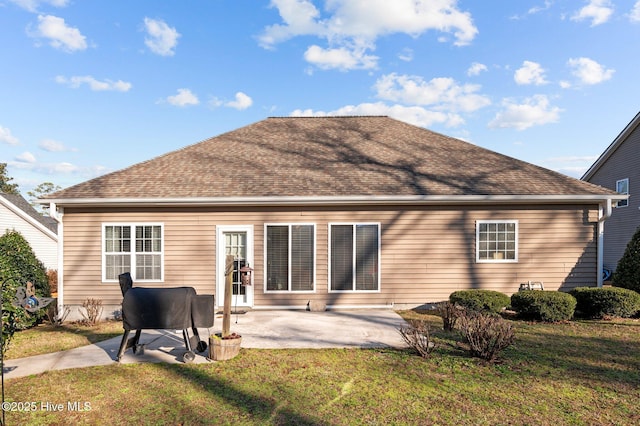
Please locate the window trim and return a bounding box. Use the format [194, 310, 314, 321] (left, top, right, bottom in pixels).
[264, 223, 316, 293]
[102, 222, 164, 283]
[616, 178, 629, 208]
[476, 220, 518, 263]
[328, 222, 381, 293]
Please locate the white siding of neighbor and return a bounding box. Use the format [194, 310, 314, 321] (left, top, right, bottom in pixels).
[0, 202, 58, 270]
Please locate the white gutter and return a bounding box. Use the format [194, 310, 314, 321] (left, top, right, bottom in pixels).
[49, 203, 65, 320]
[39, 194, 627, 208]
[597, 199, 613, 288]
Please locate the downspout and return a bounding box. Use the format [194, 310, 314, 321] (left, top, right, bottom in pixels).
[597, 199, 612, 288]
[49, 203, 64, 320]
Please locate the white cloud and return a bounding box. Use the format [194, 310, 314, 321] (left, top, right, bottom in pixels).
[467, 62, 487, 76]
[398, 48, 413, 62]
[165, 88, 199, 107]
[514, 61, 548, 85]
[143, 17, 180, 56]
[374, 73, 491, 113]
[304, 44, 378, 70]
[527, 1, 553, 15]
[30, 14, 87, 52]
[225, 92, 253, 110]
[630, 1, 640, 22]
[0, 126, 19, 145]
[16, 151, 36, 163]
[55, 75, 132, 92]
[488, 95, 562, 130]
[542, 155, 599, 178]
[259, 0, 477, 70]
[39, 138, 75, 152]
[9, 0, 68, 12]
[567, 57, 614, 85]
[290, 102, 464, 128]
[571, 0, 614, 26]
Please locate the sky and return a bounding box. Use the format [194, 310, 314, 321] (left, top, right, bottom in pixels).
[1, 0, 640, 198]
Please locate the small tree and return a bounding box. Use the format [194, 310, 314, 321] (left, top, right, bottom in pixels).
[0, 230, 51, 329]
[612, 225, 640, 293]
[0, 163, 20, 195]
[0, 230, 50, 355]
[27, 182, 62, 215]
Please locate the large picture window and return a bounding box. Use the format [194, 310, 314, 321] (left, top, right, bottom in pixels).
[476, 220, 518, 262]
[265, 224, 315, 292]
[616, 178, 629, 207]
[330, 224, 380, 292]
[103, 223, 163, 281]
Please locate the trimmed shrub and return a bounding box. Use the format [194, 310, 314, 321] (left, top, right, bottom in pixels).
[449, 289, 510, 314]
[510, 290, 576, 322]
[612, 225, 640, 293]
[457, 309, 515, 362]
[570, 287, 640, 319]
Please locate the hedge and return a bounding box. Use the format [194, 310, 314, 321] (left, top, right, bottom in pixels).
[510, 290, 576, 322]
[449, 289, 510, 314]
[570, 287, 640, 319]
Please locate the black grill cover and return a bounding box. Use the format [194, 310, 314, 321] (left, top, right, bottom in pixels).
[122, 287, 197, 330]
[118, 272, 214, 331]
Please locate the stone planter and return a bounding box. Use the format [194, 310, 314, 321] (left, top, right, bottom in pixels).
[209, 333, 242, 361]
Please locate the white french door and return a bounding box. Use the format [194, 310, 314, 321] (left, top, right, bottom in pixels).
[216, 225, 253, 308]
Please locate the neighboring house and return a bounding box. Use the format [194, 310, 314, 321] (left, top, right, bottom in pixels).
[0, 192, 58, 270]
[582, 111, 640, 274]
[41, 117, 623, 318]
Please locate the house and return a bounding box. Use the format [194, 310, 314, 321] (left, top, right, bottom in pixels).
[582, 111, 640, 274]
[41, 116, 623, 319]
[0, 192, 58, 270]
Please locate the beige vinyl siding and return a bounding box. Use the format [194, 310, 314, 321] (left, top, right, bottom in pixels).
[60, 204, 599, 308]
[586, 124, 640, 271]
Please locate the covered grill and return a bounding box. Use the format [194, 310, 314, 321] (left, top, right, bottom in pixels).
[116, 272, 214, 363]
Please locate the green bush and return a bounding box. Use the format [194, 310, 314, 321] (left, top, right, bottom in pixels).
[0, 230, 50, 355]
[510, 290, 576, 322]
[449, 289, 510, 314]
[570, 287, 640, 319]
[612, 225, 640, 293]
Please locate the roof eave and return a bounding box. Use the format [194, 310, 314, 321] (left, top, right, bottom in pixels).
[1, 197, 58, 240]
[582, 110, 640, 181]
[38, 194, 627, 208]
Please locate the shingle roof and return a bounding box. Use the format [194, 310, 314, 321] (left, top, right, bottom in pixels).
[1, 192, 58, 233]
[47, 116, 616, 201]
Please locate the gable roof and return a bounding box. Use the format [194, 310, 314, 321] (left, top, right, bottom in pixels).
[582, 111, 640, 181]
[0, 192, 58, 236]
[43, 116, 620, 207]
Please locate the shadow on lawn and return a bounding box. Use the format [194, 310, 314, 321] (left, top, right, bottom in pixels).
[503, 321, 640, 387]
[155, 361, 321, 425]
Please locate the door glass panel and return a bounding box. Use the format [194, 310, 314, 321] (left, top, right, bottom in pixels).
[225, 232, 247, 300]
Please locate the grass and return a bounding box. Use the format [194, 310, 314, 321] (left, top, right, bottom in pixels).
[3, 312, 640, 425]
[4, 320, 123, 359]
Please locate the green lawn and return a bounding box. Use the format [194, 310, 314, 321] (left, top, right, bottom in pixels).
[3, 313, 639, 425]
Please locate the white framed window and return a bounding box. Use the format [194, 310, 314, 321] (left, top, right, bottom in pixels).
[476, 220, 518, 263]
[329, 223, 380, 292]
[265, 224, 315, 292]
[616, 178, 629, 207]
[102, 223, 164, 282]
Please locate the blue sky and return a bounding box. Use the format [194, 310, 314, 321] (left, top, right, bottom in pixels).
[1, 0, 639, 197]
